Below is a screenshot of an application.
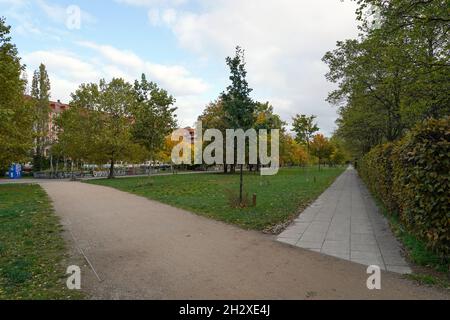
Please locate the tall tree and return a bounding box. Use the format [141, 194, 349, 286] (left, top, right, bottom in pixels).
[0, 17, 33, 170]
[254, 102, 285, 131]
[221, 46, 256, 204]
[325, 1, 449, 156]
[310, 134, 333, 171]
[291, 114, 319, 153]
[254, 102, 285, 171]
[359, 0, 450, 123]
[198, 99, 230, 173]
[69, 78, 147, 178]
[31, 63, 51, 171]
[53, 105, 98, 176]
[132, 74, 177, 161]
[280, 134, 308, 167]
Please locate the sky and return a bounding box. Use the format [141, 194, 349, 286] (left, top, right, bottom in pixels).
[0, 0, 360, 135]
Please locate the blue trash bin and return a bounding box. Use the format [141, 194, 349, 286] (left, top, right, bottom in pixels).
[9, 164, 22, 179]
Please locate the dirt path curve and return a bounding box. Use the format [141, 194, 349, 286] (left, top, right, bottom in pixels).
[40, 181, 448, 300]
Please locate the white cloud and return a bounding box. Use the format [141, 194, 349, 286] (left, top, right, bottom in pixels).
[78, 41, 209, 96]
[148, 8, 161, 26]
[22, 43, 210, 127]
[115, 0, 187, 7]
[162, 8, 177, 25]
[36, 0, 96, 26]
[138, 0, 359, 135]
[15, 0, 361, 134]
[23, 50, 100, 82]
[2, 0, 95, 42]
[22, 50, 101, 102]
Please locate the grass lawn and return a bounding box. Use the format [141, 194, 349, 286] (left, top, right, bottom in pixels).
[0, 184, 83, 300]
[87, 166, 345, 231]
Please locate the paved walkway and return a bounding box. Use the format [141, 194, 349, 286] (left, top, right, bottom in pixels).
[278, 167, 411, 274]
[34, 180, 449, 299]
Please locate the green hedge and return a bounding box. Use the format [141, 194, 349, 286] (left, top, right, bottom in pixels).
[359, 117, 450, 258]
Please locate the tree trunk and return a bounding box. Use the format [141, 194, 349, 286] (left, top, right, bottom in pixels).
[55, 158, 59, 175]
[50, 153, 54, 177]
[70, 161, 75, 181]
[239, 164, 244, 204]
[109, 157, 115, 179]
[223, 164, 228, 174]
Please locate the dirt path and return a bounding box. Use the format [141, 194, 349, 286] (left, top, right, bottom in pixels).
[40, 181, 448, 300]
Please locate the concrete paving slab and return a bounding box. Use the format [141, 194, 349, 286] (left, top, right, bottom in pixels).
[277, 166, 412, 274]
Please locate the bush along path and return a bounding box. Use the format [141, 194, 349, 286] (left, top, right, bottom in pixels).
[358, 117, 450, 287]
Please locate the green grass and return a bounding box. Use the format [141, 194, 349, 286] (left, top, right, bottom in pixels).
[87, 166, 345, 231]
[374, 198, 449, 289]
[0, 184, 84, 300]
[406, 274, 449, 288]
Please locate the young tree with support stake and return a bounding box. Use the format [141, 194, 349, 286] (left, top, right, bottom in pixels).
[221, 46, 256, 205]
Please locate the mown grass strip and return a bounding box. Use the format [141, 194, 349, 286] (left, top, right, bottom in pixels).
[0, 184, 84, 300]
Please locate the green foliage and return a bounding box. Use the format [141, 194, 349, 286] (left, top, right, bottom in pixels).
[199, 99, 229, 132]
[59, 78, 149, 177]
[53, 105, 100, 164]
[221, 46, 255, 130]
[31, 63, 51, 171]
[198, 99, 286, 172]
[393, 117, 450, 257]
[221, 46, 256, 202]
[358, 143, 398, 213]
[0, 17, 33, 170]
[310, 134, 334, 169]
[55, 76, 177, 177]
[329, 148, 347, 166]
[292, 114, 319, 151]
[254, 102, 285, 131]
[132, 74, 178, 159]
[359, 117, 450, 258]
[326, 1, 449, 156]
[373, 195, 449, 284]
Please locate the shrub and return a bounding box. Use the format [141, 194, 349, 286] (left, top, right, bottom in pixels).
[359, 143, 398, 213]
[359, 117, 450, 258]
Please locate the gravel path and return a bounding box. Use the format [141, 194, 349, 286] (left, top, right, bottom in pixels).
[38, 181, 448, 299]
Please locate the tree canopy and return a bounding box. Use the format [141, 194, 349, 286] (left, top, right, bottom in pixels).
[292, 114, 319, 152]
[0, 17, 33, 170]
[57, 77, 176, 178]
[131, 74, 178, 159]
[31, 63, 51, 171]
[324, 0, 449, 156]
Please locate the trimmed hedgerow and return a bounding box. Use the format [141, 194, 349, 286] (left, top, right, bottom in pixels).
[358, 143, 398, 213]
[359, 117, 449, 259]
